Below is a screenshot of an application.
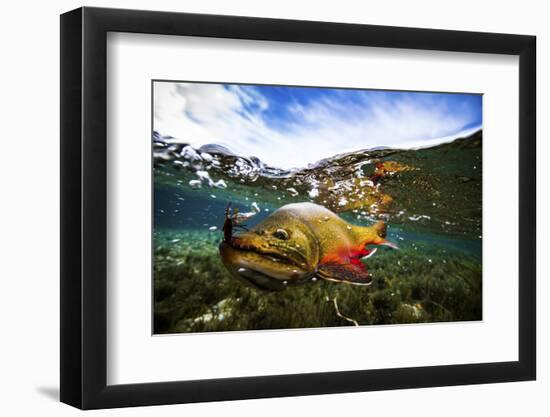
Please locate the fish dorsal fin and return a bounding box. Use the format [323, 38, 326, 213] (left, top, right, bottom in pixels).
[351, 220, 386, 246]
[354, 220, 399, 249]
[372, 220, 387, 238]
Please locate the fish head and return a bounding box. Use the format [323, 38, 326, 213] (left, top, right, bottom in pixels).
[219, 213, 319, 291]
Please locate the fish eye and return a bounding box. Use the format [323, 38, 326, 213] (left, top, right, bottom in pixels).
[272, 229, 289, 240]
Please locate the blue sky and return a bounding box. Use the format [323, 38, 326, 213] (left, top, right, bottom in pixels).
[154, 81, 482, 169]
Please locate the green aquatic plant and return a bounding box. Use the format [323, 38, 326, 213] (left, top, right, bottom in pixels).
[153, 229, 482, 334]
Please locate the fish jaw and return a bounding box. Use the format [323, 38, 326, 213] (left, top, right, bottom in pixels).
[218, 239, 315, 291]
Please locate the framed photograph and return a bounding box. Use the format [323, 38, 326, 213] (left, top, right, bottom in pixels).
[60, 7, 536, 409]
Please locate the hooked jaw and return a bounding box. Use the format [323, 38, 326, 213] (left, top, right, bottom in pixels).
[218, 239, 314, 291]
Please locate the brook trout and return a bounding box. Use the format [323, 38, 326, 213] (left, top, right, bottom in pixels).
[219, 202, 396, 291]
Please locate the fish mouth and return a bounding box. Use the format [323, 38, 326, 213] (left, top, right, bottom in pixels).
[229, 239, 303, 268]
[219, 240, 312, 291]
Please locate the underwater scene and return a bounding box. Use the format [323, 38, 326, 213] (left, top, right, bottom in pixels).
[153, 81, 482, 334]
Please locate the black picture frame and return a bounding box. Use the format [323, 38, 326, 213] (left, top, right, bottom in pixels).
[60, 6, 536, 410]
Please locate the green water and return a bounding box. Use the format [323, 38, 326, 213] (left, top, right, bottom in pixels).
[153, 130, 482, 333]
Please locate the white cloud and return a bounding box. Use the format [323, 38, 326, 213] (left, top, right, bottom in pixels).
[153, 82, 481, 169]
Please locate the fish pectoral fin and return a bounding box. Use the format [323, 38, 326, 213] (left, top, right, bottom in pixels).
[377, 238, 399, 250]
[317, 262, 373, 286]
[371, 236, 399, 250]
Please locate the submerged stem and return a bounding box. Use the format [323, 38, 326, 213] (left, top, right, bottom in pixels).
[326, 295, 359, 326]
